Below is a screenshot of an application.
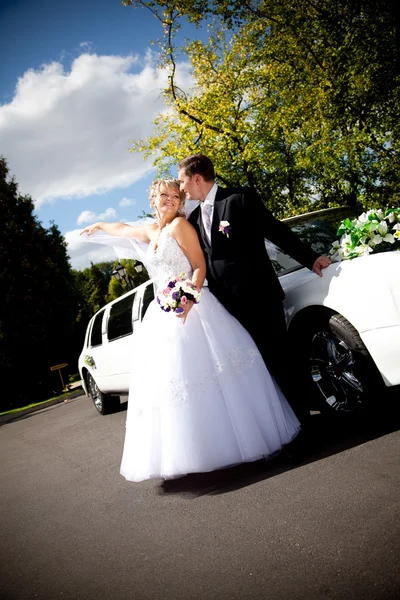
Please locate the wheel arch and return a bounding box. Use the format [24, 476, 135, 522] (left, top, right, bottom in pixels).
[81, 367, 90, 396]
[288, 305, 387, 416]
[287, 305, 390, 387]
[287, 305, 336, 343]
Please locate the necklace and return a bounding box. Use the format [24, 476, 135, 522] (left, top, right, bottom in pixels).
[153, 224, 165, 252]
[153, 218, 174, 252]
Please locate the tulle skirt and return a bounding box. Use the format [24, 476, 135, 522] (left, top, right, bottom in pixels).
[120, 288, 300, 482]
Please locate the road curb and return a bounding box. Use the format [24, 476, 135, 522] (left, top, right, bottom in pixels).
[0, 389, 86, 426]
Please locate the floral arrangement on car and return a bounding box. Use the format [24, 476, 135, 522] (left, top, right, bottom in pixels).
[329, 207, 400, 262]
[84, 355, 95, 368]
[156, 273, 201, 314]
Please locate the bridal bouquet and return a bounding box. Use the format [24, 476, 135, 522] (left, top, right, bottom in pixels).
[156, 273, 201, 314]
[329, 207, 400, 262]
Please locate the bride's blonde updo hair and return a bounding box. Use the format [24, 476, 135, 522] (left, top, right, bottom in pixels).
[149, 178, 186, 222]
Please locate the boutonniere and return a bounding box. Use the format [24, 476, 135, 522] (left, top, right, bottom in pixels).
[219, 221, 231, 238]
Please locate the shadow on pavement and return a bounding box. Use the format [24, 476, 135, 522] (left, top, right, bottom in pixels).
[159, 401, 400, 499]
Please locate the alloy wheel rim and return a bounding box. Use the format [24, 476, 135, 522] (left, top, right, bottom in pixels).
[309, 331, 364, 414]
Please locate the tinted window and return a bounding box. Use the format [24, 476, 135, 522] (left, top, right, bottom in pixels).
[289, 207, 357, 253]
[268, 207, 358, 276]
[90, 310, 105, 347]
[141, 284, 155, 320]
[107, 293, 135, 342]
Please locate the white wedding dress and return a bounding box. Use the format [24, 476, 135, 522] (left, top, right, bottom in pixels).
[119, 223, 301, 482]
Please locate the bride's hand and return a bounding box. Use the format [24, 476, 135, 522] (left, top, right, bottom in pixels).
[176, 300, 194, 325]
[80, 223, 101, 236]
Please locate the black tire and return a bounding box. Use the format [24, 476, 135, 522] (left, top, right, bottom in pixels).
[86, 372, 120, 415]
[305, 313, 384, 418]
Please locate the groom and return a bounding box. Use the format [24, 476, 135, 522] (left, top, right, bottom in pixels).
[178, 154, 331, 453]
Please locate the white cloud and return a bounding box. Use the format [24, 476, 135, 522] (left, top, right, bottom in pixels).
[79, 41, 94, 52]
[76, 210, 97, 225]
[119, 197, 136, 207]
[0, 51, 192, 206]
[76, 207, 117, 225]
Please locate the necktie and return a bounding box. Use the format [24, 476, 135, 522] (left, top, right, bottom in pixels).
[202, 202, 213, 243]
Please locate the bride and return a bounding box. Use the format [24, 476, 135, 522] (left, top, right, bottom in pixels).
[81, 178, 300, 482]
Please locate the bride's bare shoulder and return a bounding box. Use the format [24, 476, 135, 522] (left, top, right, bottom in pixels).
[146, 222, 159, 241]
[170, 217, 194, 233]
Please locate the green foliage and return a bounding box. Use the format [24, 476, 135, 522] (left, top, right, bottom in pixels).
[68, 373, 80, 384]
[0, 158, 150, 411]
[137, 209, 154, 219]
[107, 259, 150, 301]
[107, 275, 126, 302]
[0, 157, 77, 410]
[124, 0, 400, 214]
[73, 259, 149, 309]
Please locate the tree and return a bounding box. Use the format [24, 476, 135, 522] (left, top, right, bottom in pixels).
[0, 158, 77, 410]
[124, 0, 400, 212]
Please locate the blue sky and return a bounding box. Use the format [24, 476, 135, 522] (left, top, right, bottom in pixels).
[0, 0, 199, 269]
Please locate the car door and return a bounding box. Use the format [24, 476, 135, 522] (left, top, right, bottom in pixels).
[86, 307, 110, 389]
[100, 291, 138, 393]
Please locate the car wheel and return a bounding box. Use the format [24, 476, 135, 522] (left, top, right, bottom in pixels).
[86, 372, 120, 415]
[307, 313, 383, 418]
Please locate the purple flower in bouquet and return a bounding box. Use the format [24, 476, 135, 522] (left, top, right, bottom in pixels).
[157, 273, 201, 314]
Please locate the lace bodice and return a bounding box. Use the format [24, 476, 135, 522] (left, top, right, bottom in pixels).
[145, 224, 193, 287]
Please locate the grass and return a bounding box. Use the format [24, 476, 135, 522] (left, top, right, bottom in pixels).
[68, 372, 81, 384]
[0, 390, 77, 417]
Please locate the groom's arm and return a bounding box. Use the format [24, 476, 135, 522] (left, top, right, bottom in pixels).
[242, 190, 322, 271]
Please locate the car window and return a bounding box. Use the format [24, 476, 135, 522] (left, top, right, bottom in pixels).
[107, 293, 135, 342]
[90, 309, 105, 347]
[269, 207, 358, 276]
[141, 284, 155, 320]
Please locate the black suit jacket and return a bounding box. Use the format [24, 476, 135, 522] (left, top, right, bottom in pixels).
[189, 186, 319, 318]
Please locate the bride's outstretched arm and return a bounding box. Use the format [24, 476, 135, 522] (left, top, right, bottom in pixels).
[80, 221, 154, 243]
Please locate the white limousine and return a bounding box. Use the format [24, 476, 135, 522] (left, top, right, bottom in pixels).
[78, 207, 400, 418]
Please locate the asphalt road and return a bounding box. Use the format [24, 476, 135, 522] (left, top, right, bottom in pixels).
[1, 395, 399, 600]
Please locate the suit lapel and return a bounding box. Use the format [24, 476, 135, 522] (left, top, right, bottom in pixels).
[192, 203, 211, 251]
[210, 187, 228, 245]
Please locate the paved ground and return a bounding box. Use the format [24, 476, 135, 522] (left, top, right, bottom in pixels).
[0, 395, 399, 600]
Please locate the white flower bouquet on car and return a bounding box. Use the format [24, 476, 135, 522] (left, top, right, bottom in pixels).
[329, 207, 400, 262]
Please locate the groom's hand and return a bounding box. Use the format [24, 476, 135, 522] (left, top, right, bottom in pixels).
[312, 255, 332, 276]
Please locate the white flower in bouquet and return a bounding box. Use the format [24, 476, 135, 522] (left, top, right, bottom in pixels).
[156, 273, 201, 314]
[329, 208, 400, 262]
[377, 220, 388, 235]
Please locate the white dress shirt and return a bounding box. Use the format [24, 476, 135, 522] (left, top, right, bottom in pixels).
[201, 183, 218, 242]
